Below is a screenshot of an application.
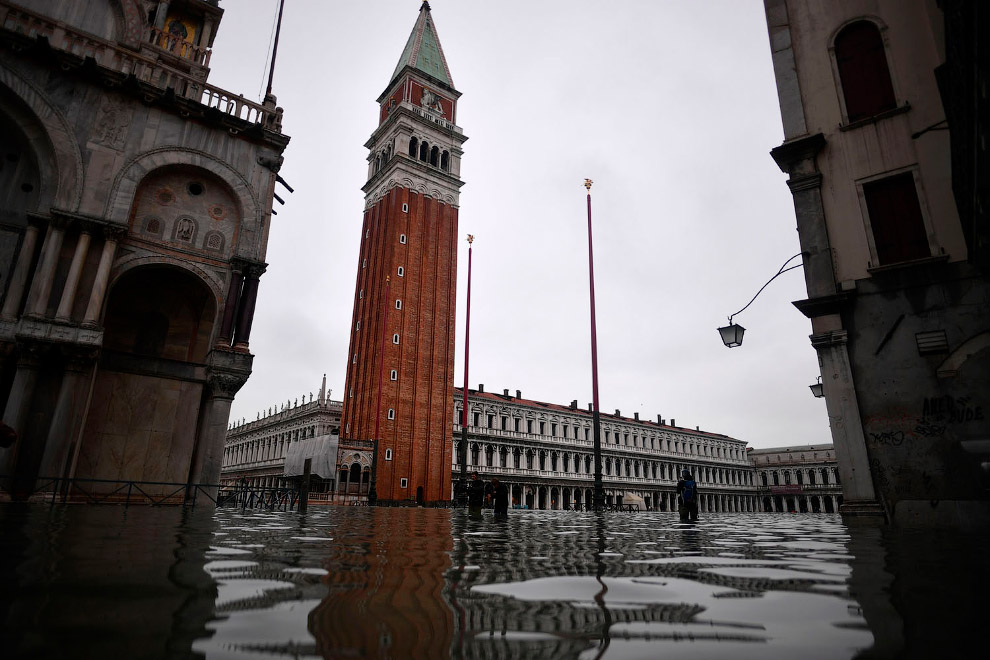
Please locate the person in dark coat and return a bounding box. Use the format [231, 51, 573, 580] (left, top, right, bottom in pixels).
[676, 469, 699, 522]
[467, 472, 486, 517]
[489, 477, 509, 519]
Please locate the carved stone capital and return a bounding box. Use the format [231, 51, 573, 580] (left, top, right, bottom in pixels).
[243, 262, 268, 280]
[770, 133, 827, 176]
[810, 330, 849, 349]
[103, 225, 127, 242]
[60, 346, 100, 372]
[258, 154, 284, 173]
[205, 348, 253, 400]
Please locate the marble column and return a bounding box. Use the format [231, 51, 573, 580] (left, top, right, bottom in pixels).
[216, 264, 244, 347]
[0, 345, 45, 493]
[1, 222, 41, 320]
[24, 220, 66, 318]
[812, 330, 884, 516]
[54, 231, 92, 322]
[233, 263, 266, 349]
[186, 350, 252, 503]
[38, 350, 96, 479]
[82, 229, 121, 327]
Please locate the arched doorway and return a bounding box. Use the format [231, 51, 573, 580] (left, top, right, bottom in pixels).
[76, 265, 216, 487]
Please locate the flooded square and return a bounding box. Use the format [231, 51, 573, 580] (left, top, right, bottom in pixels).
[1, 504, 986, 658]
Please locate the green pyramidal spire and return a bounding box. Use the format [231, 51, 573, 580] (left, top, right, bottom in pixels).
[390, 1, 454, 88]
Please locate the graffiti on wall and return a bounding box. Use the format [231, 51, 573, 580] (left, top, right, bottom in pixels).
[865, 395, 983, 446]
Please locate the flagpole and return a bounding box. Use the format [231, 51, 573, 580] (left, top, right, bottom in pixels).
[265, 0, 286, 99]
[456, 235, 474, 506]
[585, 179, 605, 511]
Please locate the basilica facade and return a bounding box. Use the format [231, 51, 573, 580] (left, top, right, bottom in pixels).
[0, 0, 288, 501]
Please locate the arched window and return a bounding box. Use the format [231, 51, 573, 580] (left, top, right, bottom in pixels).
[441, 150, 449, 171]
[834, 20, 896, 122]
[419, 141, 429, 162]
[409, 136, 418, 157]
[430, 146, 439, 167]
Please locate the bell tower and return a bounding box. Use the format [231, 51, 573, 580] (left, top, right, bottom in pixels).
[340, 2, 466, 505]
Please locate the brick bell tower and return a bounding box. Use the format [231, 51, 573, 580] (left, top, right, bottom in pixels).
[340, 2, 466, 505]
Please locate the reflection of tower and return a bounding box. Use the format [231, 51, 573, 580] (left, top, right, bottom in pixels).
[340, 2, 466, 505]
[310, 509, 454, 658]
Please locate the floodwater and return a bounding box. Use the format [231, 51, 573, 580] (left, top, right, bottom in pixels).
[0, 505, 986, 659]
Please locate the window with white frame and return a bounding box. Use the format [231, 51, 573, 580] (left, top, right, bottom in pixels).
[395, 299, 402, 309]
[390, 369, 397, 381]
[392, 333, 399, 344]
[400, 477, 408, 488]
[399, 234, 407, 244]
[860, 170, 932, 266]
[397, 266, 404, 277]
[385, 449, 393, 461]
[387, 408, 395, 420]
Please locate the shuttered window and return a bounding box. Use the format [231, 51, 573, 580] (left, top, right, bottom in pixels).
[835, 21, 896, 122]
[864, 172, 930, 265]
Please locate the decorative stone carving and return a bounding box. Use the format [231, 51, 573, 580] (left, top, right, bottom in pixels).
[92, 94, 132, 151]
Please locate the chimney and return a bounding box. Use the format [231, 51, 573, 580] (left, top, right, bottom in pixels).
[615, 409, 621, 417]
[696, 425, 700, 431]
[516, 390, 521, 399]
[478, 383, 484, 393]
[634, 412, 639, 421]
[588, 402, 593, 411]
[671, 418, 676, 427]
[503, 388, 510, 397]
[570, 400, 578, 410]
[657, 414, 662, 424]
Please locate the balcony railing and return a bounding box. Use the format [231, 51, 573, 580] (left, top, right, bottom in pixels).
[148, 24, 210, 67]
[0, 3, 281, 132]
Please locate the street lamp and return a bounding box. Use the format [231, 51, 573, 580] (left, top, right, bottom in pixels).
[718, 252, 805, 347]
[717, 323, 745, 348]
[809, 375, 825, 398]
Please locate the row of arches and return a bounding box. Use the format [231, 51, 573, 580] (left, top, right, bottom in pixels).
[224, 425, 320, 467]
[370, 137, 452, 177]
[485, 482, 761, 513]
[763, 494, 842, 514]
[461, 408, 746, 461]
[759, 467, 840, 487]
[457, 441, 754, 487]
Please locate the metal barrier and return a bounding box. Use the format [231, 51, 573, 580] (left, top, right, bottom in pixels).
[0, 475, 224, 507]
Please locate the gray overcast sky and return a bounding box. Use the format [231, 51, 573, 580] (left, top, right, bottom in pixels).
[213, 0, 831, 449]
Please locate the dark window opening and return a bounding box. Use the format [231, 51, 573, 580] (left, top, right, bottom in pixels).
[835, 21, 896, 122]
[864, 172, 930, 264]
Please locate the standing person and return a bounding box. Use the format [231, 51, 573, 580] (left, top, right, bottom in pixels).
[676, 469, 699, 522]
[467, 472, 486, 518]
[489, 477, 509, 520]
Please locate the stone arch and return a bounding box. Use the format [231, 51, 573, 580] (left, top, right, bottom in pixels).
[109, 254, 224, 308]
[937, 331, 990, 378]
[102, 264, 217, 363]
[0, 67, 83, 212]
[106, 147, 260, 244]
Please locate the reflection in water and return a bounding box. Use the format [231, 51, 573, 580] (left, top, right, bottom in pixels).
[308, 508, 453, 659]
[1, 506, 987, 659]
[0, 503, 218, 659]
